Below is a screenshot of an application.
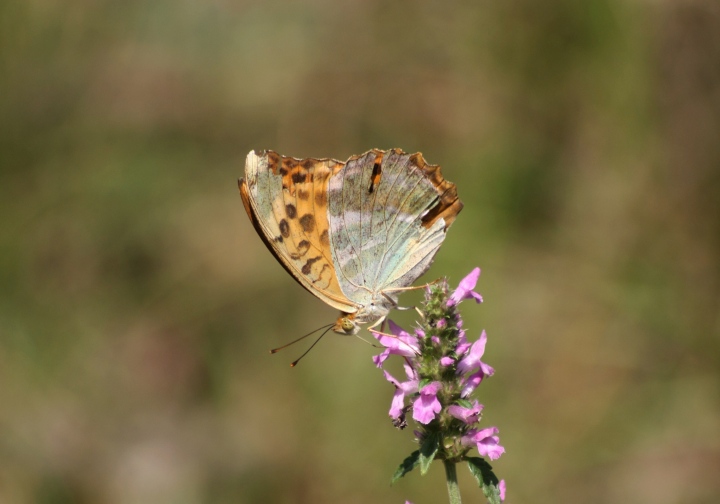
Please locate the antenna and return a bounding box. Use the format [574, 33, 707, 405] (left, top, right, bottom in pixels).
[289, 325, 334, 367]
[269, 323, 333, 354]
[269, 323, 335, 367]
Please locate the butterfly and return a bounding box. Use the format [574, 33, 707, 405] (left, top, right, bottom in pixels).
[239, 148, 462, 335]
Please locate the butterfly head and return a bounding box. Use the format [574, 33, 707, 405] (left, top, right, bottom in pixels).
[332, 298, 393, 335]
[332, 313, 360, 335]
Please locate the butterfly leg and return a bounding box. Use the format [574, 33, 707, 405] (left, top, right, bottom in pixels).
[382, 278, 442, 295]
[380, 291, 424, 320]
[353, 333, 381, 348]
[366, 316, 400, 339]
[367, 315, 387, 331]
[381, 279, 442, 307]
[382, 278, 445, 318]
[381, 291, 411, 310]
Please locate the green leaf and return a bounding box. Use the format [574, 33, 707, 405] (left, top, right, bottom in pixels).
[467, 457, 502, 504]
[419, 433, 440, 475]
[391, 450, 420, 484]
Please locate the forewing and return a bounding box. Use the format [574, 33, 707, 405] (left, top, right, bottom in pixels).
[240, 150, 357, 313]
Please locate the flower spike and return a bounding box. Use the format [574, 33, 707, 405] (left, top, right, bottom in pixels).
[375, 268, 505, 503]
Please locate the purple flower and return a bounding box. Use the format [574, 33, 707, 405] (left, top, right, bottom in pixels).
[462, 427, 505, 460]
[448, 267, 483, 306]
[460, 369, 485, 398]
[412, 381, 442, 424]
[457, 330, 494, 377]
[439, 356, 454, 367]
[371, 268, 506, 496]
[383, 362, 419, 419]
[455, 329, 470, 355]
[372, 320, 420, 368]
[447, 400, 483, 424]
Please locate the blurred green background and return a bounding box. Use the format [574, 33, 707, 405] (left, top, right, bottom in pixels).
[2, 0, 719, 503]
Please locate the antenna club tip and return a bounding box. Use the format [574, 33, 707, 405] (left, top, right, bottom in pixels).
[269, 349, 277, 354]
[290, 362, 297, 367]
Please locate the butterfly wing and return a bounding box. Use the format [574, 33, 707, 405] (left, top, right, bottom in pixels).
[326, 149, 463, 300]
[240, 150, 359, 314]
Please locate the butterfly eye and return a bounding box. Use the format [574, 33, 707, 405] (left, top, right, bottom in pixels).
[341, 318, 355, 333]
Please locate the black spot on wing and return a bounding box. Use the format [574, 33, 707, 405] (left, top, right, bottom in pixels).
[369, 158, 383, 193]
[312, 263, 332, 289]
[279, 219, 290, 238]
[286, 203, 297, 219]
[289, 240, 311, 260]
[282, 157, 298, 171]
[267, 151, 281, 174]
[301, 256, 321, 275]
[299, 214, 316, 233]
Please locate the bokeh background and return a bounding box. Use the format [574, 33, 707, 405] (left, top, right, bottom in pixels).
[2, 0, 719, 503]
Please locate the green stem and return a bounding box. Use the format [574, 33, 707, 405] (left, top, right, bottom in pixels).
[444, 460, 462, 504]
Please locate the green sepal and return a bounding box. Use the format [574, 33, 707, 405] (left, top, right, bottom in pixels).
[419, 432, 441, 475]
[391, 450, 420, 484]
[456, 398, 474, 409]
[418, 377, 432, 391]
[467, 457, 502, 504]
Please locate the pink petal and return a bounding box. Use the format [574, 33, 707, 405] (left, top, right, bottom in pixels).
[448, 268, 483, 305]
[460, 370, 485, 397]
[389, 389, 406, 418]
[457, 330, 488, 375]
[439, 356, 454, 367]
[447, 401, 483, 423]
[412, 393, 441, 424]
[472, 427, 505, 460]
[412, 381, 443, 424]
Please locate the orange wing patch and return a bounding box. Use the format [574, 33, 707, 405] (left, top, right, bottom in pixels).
[241, 151, 354, 313]
[268, 153, 345, 293]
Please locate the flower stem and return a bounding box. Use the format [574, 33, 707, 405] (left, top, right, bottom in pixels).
[443, 460, 462, 504]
